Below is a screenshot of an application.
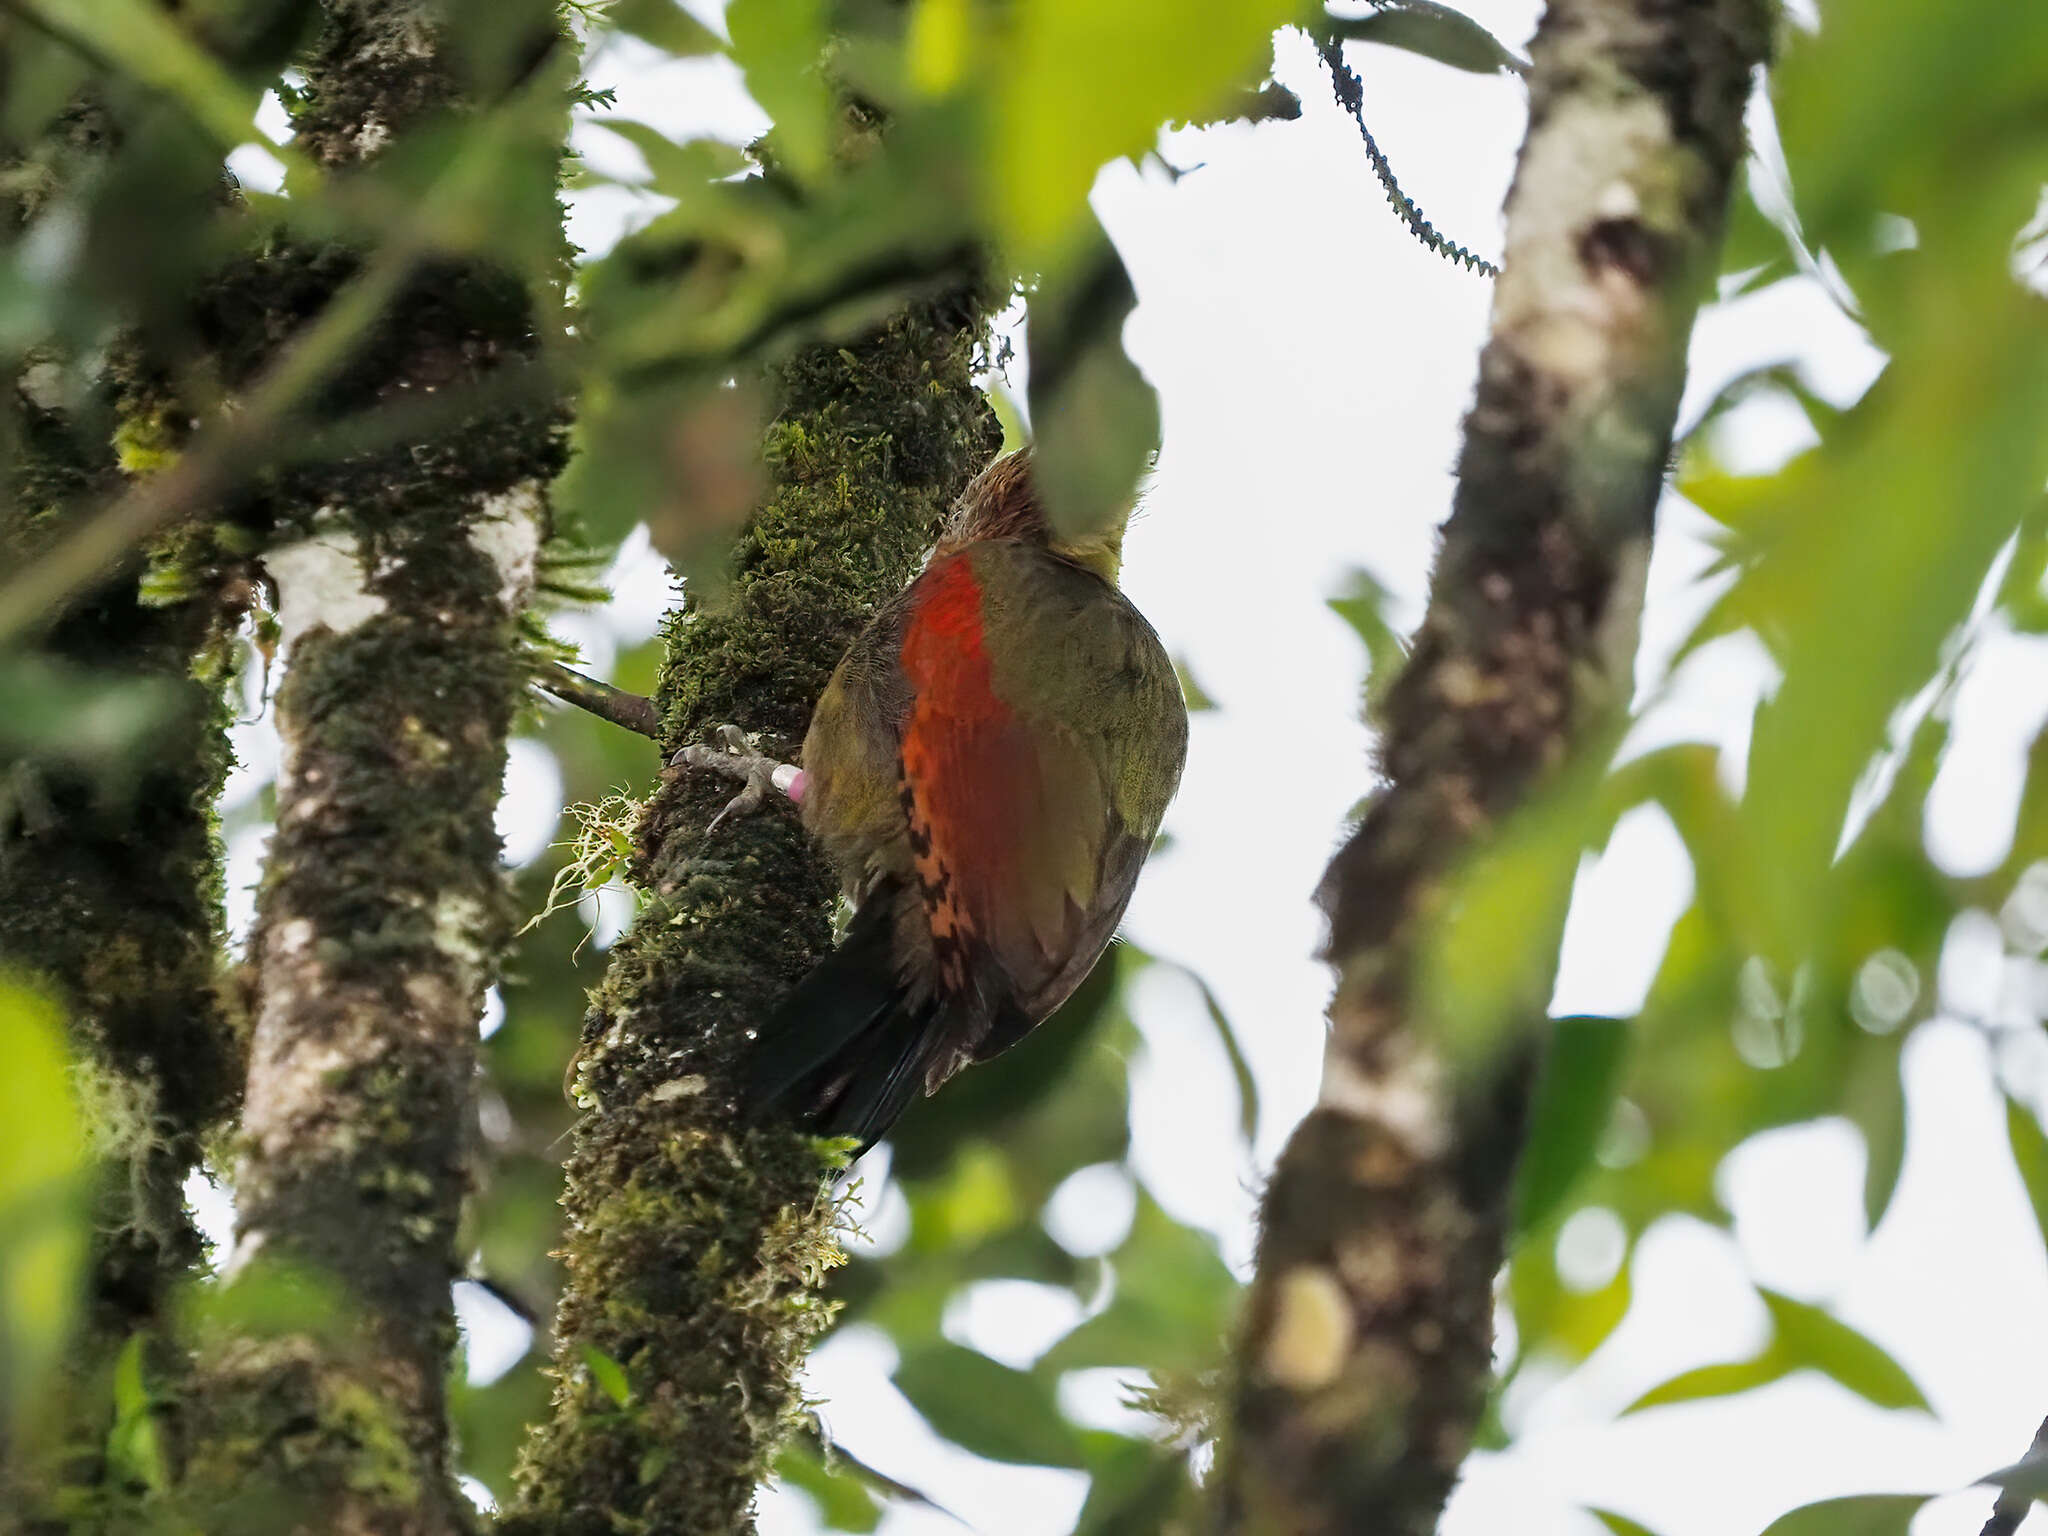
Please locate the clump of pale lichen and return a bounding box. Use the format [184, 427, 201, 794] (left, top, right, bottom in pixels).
[521, 789, 651, 955]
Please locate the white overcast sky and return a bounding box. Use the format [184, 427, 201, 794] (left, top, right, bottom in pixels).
[212, 3, 2048, 1532]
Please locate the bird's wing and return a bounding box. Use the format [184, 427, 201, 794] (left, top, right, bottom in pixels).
[800, 593, 918, 895]
[897, 543, 1186, 1057]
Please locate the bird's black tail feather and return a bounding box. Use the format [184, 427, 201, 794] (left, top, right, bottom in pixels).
[742, 882, 948, 1154]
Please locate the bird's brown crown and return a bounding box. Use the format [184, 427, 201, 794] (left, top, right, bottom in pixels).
[941, 447, 1127, 585]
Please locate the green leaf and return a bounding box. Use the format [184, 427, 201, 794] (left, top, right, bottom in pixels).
[105, 1333, 169, 1494]
[1039, 1191, 1236, 1377]
[1507, 1236, 1633, 1367]
[452, 1361, 552, 1503]
[1418, 756, 1612, 1072]
[1514, 1016, 1630, 1237]
[1186, 967, 1259, 1143]
[882, 954, 1132, 1198]
[1174, 658, 1218, 713]
[773, 1440, 883, 1533]
[1026, 227, 1160, 542]
[1760, 1289, 1928, 1412]
[22, 0, 265, 153]
[1328, 567, 1408, 725]
[1720, 237, 2048, 968]
[780, 1425, 961, 1527]
[1676, 365, 1835, 477]
[1713, 163, 1796, 294]
[994, 0, 1296, 260]
[582, 1344, 633, 1407]
[1073, 1436, 1193, 1536]
[1624, 1290, 1927, 1415]
[905, 0, 977, 95]
[0, 979, 87, 1439]
[2007, 1095, 2048, 1269]
[0, 32, 92, 145]
[726, 0, 835, 183]
[1755, 1494, 1930, 1536]
[1625, 1356, 1785, 1414]
[558, 377, 769, 558]
[606, 0, 723, 55]
[1589, 1512, 1663, 1536]
[180, 1259, 351, 1348]
[1333, 1, 1528, 76]
[595, 123, 752, 190]
[0, 658, 181, 775]
[893, 1342, 1083, 1467]
[1842, 1042, 1908, 1232]
[1773, 0, 2048, 240]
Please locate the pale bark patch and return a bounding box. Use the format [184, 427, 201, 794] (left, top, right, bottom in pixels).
[1262, 1267, 1355, 1391]
[268, 528, 387, 647]
[470, 482, 544, 611]
[1317, 1043, 1448, 1158]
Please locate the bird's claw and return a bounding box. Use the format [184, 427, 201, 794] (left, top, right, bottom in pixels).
[674, 725, 805, 834]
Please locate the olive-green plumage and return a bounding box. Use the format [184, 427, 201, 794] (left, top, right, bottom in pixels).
[744, 449, 1187, 1149]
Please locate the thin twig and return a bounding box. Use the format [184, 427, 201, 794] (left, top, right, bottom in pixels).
[1984, 1416, 2048, 1536]
[1317, 36, 1502, 278]
[534, 663, 660, 739]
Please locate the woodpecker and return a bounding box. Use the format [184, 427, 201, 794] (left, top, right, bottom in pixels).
[736, 448, 1187, 1151]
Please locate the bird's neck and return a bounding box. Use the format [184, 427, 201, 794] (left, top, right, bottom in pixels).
[1045, 531, 1124, 586]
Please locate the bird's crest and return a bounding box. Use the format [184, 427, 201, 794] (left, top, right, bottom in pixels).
[943, 446, 1126, 585]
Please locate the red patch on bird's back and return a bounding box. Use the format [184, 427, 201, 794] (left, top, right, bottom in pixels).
[897, 552, 1024, 994]
[900, 554, 994, 684]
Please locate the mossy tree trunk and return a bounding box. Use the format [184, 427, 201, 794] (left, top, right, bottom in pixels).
[0, 85, 244, 1521]
[1217, 2, 1772, 1532]
[179, 5, 571, 1531]
[507, 298, 1000, 1535]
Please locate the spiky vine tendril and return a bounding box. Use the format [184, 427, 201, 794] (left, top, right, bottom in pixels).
[1318, 37, 1501, 278]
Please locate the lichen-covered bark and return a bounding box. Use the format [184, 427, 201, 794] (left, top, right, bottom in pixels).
[1217, 3, 1771, 1532]
[180, 6, 570, 1532]
[508, 299, 999, 1536]
[0, 91, 241, 1522]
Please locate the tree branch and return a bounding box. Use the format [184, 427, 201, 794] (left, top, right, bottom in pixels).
[1983, 1415, 2048, 1536]
[534, 662, 659, 739]
[507, 296, 1000, 1536]
[180, 4, 572, 1527]
[1216, 2, 1770, 1531]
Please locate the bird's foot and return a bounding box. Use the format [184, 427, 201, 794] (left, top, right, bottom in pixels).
[674, 725, 806, 834]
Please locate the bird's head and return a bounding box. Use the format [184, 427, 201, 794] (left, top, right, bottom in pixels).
[941, 446, 1127, 585]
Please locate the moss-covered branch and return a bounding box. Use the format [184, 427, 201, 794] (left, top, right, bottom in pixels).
[179, 5, 571, 1530]
[507, 300, 999, 1535]
[1217, 2, 1771, 1532]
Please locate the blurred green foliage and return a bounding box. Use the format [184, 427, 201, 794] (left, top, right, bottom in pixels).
[5, 0, 2048, 1532]
[0, 978, 88, 1447]
[1757, 1494, 1930, 1536]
